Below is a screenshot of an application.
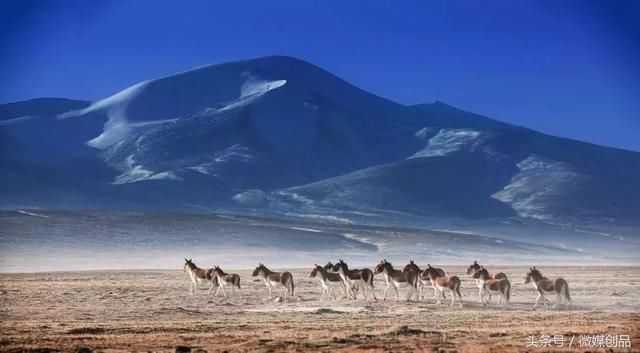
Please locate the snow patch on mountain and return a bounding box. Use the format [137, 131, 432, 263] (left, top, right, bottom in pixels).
[218, 77, 286, 112]
[112, 155, 181, 184]
[408, 128, 490, 159]
[59, 82, 150, 149]
[232, 189, 268, 205]
[492, 155, 583, 220]
[214, 144, 254, 163]
[414, 127, 435, 139]
[185, 145, 255, 176]
[275, 190, 315, 205]
[0, 115, 36, 126]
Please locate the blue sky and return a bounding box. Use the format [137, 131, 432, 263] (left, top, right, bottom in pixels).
[1, 0, 639, 151]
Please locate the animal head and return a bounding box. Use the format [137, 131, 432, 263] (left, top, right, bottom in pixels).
[310, 264, 321, 278]
[183, 258, 194, 271]
[374, 259, 388, 274]
[323, 262, 335, 271]
[421, 264, 441, 279]
[252, 263, 266, 277]
[524, 266, 540, 284]
[213, 265, 223, 275]
[472, 266, 489, 279]
[403, 260, 420, 272]
[466, 260, 480, 274]
[332, 259, 347, 272]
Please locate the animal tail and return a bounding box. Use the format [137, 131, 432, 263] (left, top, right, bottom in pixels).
[564, 282, 571, 302]
[236, 275, 241, 289]
[290, 275, 295, 296]
[455, 277, 462, 298]
[368, 270, 375, 288]
[506, 280, 511, 301]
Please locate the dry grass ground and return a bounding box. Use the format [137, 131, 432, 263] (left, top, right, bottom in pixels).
[1, 266, 639, 352]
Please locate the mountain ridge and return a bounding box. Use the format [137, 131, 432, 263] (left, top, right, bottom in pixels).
[1, 55, 639, 225]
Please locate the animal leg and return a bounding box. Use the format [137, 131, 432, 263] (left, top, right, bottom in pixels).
[450, 289, 456, 307]
[433, 288, 442, 305]
[406, 286, 416, 302]
[533, 293, 543, 310]
[552, 292, 561, 309]
[394, 286, 400, 302]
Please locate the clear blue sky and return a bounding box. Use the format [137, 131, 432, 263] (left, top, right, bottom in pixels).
[1, 0, 639, 151]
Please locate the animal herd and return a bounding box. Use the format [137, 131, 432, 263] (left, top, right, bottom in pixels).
[183, 258, 572, 310]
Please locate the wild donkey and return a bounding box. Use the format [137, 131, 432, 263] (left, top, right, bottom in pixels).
[324, 261, 359, 296]
[403, 260, 446, 300]
[374, 259, 419, 301]
[252, 263, 295, 302]
[183, 258, 219, 294]
[472, 266, 510, 306]
[310, 264, 347, 300]
[212, 266, 241, 298]
[467, 261, 507, 304]
[524, 267, 571, 310]
[466, 260, 508, 303]
[332, 260, 376, 300]
[422, 265, 463, 307]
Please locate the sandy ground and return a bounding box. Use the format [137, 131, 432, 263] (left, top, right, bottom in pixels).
[1, 266, 639, 352]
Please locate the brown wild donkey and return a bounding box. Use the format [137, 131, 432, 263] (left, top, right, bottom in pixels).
[212, 265, 241, 298]
[472, 266, 510, 306]
[403, 260, 446, 300]
[421, 264, 462, 306]
[524, 267, 571, 310]
[466, 261, 508, 303]
[183, 258, 219, 294]
[324, 261, 359, 297]
[374, 259, 419, 301]
[332, 260, 376, 300]
[252, 263, 295, 302]
[310, 264, 347, 300]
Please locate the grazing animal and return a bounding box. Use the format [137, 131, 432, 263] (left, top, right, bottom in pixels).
[212, 266, 241, 298]
[252, 263, 295, 302]
[332, 259, 377, 300]
[472, 266, 510, 306]
[310, 264, 347, 300]
[524, 267, 571, 310]
[421, 264, 463, 307]
[466, 261, 508, 303]
[403, 260, 446, 300]
[183, 258, 219, 294]
[374, 259, 419, 301]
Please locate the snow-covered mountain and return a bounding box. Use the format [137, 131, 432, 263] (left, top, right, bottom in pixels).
[1, 55, 639, 225]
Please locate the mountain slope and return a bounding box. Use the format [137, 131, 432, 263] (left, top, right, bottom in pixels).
[1, 56, 639, 224]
